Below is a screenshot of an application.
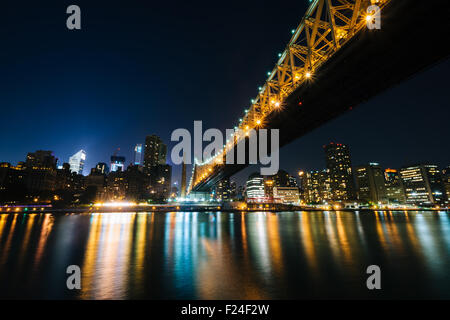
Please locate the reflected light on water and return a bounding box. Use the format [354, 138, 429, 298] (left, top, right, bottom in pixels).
[0, 211, 450, 299]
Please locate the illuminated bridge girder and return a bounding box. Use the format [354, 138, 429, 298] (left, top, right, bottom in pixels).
[188, 0, 450, 193]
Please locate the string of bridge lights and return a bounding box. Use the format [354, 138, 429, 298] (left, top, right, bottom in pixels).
[189, 0, 385, 190]
[193, 10, 315, 170]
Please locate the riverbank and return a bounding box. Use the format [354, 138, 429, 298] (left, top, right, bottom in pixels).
[0, 204, 448, 214]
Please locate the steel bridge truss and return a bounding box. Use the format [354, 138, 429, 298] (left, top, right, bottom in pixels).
[188, 0, 389, 194]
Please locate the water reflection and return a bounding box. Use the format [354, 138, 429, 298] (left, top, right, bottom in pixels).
[0, 211, 450, 299]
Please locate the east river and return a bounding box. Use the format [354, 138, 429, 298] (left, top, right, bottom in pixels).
[1, 211, 450, 299]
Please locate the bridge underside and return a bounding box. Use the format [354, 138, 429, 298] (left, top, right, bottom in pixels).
[193, 0, 450, 192]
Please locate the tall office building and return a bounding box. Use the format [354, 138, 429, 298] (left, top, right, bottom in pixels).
[324, 143, 355, 201]
[134, 144, 143, 165]
[110, 155, 125, 172]
[384, 169, 406, 204]
[354, 163, 387, 204]
[303, 170, 331, 204]
[246, 172, 265, 202]
[143, 135, 167, 170]
[400, 164, 444, 206]
[68, 150, 86, 175]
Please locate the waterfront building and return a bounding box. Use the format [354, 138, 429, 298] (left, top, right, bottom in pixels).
[246, 172, 265, 202]
[85, 169, 107, 200]
[273, 186, 300, 204]
[324, 143, 356, 201]
[303, 170, 331, 204]
[148, 164, 172, 201]
[384, 168, 406, 204]
[264, 179, 274, 201]
[24, 150, 58, 194]
[106, 170, 127, 201]
[0, 162, 27, 202]
[124, 165, 146, 201]
[354, 163, 387, 204]
[143, 135, 167, 170]
[400, 164, 444, 206]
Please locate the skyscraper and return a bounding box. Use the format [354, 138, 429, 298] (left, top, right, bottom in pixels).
[143, 135, 167, 170]
[246, 172, 265, 202]
[303, 170, 331, 204]
[134, 144, 143, 165]
[68, 150, 86, 175]
[384, 168, 406, 204]
[324, 143, 355, 201]
[354, 163, 387, 204]
[400, 164, 444, 206]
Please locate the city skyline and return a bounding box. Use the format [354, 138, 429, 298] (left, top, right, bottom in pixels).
[2, 138, 448, 208]
[1, 0, 450, 303]
[1, 1, 449, 188]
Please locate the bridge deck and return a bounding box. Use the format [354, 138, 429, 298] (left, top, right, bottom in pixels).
[192, 0, 450, 192]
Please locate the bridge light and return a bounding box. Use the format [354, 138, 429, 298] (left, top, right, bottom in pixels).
[245, 109, 248, 113]
[291, 29, 295, 34]
[270, 99, 281, 108]
[366, 14, 373, 22]
[256, 119, 261, 125]
[278, 53, 282, 57]
[305, 71, 312, 78]
[245, 125, 249, 130]
[267, 71, 271, 76]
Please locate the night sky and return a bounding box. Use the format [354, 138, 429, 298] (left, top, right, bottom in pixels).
[1, 0, 449, 187]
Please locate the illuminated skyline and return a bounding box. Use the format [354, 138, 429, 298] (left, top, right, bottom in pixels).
[0, 1, 449, 188]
